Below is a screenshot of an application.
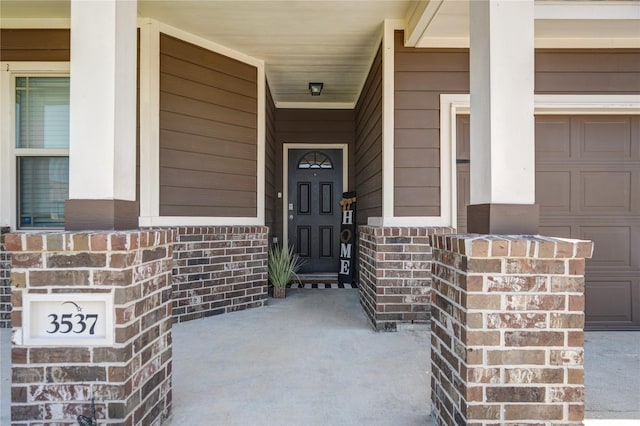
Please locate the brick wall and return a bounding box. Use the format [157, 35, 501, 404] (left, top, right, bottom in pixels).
[172, 226, 268, 323]
[430, 234, 593, 425]
[358, 226, 454, 331]
[0, 227, 10, 329]
[5, 229, 174, 425]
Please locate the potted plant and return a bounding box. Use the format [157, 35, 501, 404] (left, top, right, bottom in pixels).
[268, 244, 303, 298]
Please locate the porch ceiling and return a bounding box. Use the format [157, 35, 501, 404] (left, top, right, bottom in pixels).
[1, 1, 638, 108]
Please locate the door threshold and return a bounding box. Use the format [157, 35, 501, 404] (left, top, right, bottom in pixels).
[297, 273, 338, 283]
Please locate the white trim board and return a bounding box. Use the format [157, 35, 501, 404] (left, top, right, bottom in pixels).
[282, 143, 349, 249]
[439, 93, 640, 229]
[0, 62, 70, 230]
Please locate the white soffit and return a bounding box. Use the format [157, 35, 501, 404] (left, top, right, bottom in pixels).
[410, 0, 640, 48]
[135, 0, 415, 106]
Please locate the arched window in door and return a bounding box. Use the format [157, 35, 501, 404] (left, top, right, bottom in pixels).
[297, 151, 334, 169]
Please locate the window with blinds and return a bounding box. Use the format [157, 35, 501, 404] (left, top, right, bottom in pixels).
[15, 76, 70, 229]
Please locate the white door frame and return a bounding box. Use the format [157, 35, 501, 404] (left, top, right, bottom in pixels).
[282, 143, 348, 249]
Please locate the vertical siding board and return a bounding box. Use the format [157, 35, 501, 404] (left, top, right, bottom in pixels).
[159, 33, 257, 217]
[265, 83, 277, 238]
[355, 44, 384, 224]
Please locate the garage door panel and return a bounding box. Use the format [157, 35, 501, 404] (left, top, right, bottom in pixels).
[537, 171, 571, 213]
[575, 117, 633, 160]
[458, 114, 639, 329]
[580, 226, 631, 267]
[585, 279, 634, 323]
[536, 117, 571, 160]
[539, 225, 572, 239]
[581, 171, 633, 213]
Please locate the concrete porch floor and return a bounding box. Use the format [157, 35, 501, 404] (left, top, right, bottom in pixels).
[168, 289, 640, 426]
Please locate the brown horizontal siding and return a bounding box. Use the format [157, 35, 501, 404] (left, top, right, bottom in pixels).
[394, 31, 469, 217]
[0, 29, 70, 61]
[159, 33, 257, 217]
[265, 83, 277, 238]
[536, 50, 640, 94]
[393, 30, 640, 218]
[355, 44, 383, 225]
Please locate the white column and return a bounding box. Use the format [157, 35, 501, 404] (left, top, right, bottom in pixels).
[69, 0, 137, 201]
[469, 0, 535, 205]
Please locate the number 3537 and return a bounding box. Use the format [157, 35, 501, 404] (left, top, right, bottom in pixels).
[47, 313, 99, 335]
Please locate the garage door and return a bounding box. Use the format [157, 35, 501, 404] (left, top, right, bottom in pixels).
[457, 115, 640, 330]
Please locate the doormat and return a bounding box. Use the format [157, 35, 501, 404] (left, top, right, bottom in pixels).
[288, 283, 358, 289]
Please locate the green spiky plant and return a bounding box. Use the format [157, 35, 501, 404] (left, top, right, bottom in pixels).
[268, 244, 304, 298]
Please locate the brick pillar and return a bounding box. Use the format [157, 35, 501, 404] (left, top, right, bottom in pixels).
[430, 234, 593, 425]
[0, 227, 11, 329]
[171, 226, 268, 322]
[5, 229, 174, 425]
[358, 226, 454, 331]
[1, 227, 12, 424]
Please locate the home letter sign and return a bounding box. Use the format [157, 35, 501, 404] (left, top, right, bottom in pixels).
[338, 191, 356, 285]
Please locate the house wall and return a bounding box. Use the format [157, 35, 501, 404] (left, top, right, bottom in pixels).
[394, 31, 469, 218]
[354, 44, 383, 225]
[171, 226, 268, 323]
[158, 33, 258, 217]
[536, 49, 640, 94]
[273, 108, 356, 243]
[265, 84, 277, 241]
[0, 29, 70, 61]
[393, 30, 640, 219]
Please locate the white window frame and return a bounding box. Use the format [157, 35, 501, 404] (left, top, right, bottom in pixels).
[0, 62, 70, 230]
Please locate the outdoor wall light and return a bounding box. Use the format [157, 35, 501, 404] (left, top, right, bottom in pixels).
[309, 82, 323, 96]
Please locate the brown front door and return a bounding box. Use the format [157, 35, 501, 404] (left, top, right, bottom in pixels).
[457, 115, 640, 330]
[288, 149, 342, 273]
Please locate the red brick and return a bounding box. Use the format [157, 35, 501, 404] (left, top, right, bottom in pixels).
[551, 276, 584, 293]
[469, 239, 489, 257]
[568, 368, 584, 384]
[575, 241, 593, 258]
[569, 403, 585, 421]
[25, 234, 43, 251]
[487, 350, 545, 365]
[504, 258, 565, 274]
[90, 234, 108, 251]
[72, 234, 90, 251]
[467, 258, 502, 273]
[537, 241, 556, 258]
[509, 240, 528, 257]
[486, 313, 546, 329]
[4, 234, 23, 251]
[504, 404, 562, 421]
[504, 331, 564, 347]
[550, 349, 584, 366]
[486, 386, 545, 403]
[549, 386, 584, 403]
[568, 258, 585, 275]
[504, 368, 564, 384]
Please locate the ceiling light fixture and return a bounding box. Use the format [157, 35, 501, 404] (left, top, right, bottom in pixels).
[309, 82, 323, 96]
